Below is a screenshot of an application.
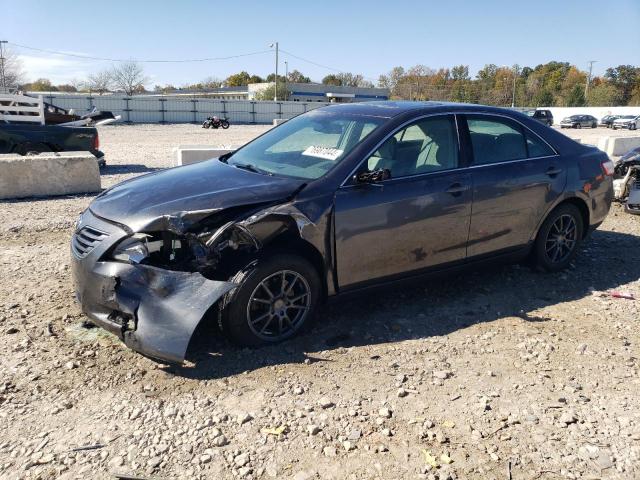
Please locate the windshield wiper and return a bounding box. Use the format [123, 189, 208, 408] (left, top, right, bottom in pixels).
[232, 163, 273, 176]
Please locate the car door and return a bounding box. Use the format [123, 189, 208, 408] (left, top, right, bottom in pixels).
[333, 114, 472, 288]
[463, 114, 566, 258]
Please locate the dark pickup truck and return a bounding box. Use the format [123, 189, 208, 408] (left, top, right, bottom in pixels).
[0, 123, 105, 166]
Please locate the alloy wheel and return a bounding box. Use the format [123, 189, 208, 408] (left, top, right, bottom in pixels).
[246, 270, 311, 341]
[545, 214, 578, 264]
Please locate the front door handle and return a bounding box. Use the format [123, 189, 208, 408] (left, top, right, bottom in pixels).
[546, 167, 562, 176]
[446, 183, 469, 196]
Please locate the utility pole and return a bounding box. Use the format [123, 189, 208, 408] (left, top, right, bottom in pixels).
[0, 40, 8, 91]
[269, 42, 279, 101]
[511, 66, 519, 108]
[284, 60, 288, 102]
[585, 60, 597, 99]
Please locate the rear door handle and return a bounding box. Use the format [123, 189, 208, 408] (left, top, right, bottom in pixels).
[446, 183, 469, 196]
[546, 167, 562, 176]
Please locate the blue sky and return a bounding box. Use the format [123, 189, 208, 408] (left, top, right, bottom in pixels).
[3, 0, 639, 86]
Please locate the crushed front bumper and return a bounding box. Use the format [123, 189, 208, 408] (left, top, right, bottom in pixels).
[71, 209, 236, 363]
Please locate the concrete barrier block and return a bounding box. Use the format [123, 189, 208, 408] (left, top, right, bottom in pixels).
[273, 118, 287, 126]
[173, 145, 238, 167]
[605, 136, 640, 156]
[597, 137, 609, 153]
[0, 151, 101, 200]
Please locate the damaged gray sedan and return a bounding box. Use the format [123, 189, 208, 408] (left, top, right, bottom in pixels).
[72, 102, 613, 363]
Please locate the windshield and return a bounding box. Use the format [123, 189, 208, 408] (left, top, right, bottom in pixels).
[620, 115, 635, 119]
[225, 110, 385, 180]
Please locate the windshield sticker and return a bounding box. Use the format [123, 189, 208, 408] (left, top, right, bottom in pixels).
[302, 146, 344, 161]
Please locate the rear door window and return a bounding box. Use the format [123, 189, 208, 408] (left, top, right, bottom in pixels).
[467, 115, 555, 164]
[467, 117, 527, 164]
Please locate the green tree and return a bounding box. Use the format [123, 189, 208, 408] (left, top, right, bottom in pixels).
[566, 84, 586, 106]
[225, 71, 255, 86]
[254, 84, 288, 101]
[322, 74, 342, 86]
[587, 83, 622, 106]
[451, 65, 469, 81]
[605, 65, 640, 105]
[533, 89, 554, 107]
[287, 70, 311, 83]
[22, 78, 56, 91]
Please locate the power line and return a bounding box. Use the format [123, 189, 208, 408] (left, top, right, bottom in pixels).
[8, 42, 272, 63]
[279, 48, 378, 83]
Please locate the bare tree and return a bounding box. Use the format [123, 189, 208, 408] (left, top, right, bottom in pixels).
[85, 69, 112, 95]
[1, 46, 25, 88]
[111, 61, 147, 96]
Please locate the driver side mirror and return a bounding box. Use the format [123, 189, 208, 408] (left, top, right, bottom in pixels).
[355, 168, 391, 184]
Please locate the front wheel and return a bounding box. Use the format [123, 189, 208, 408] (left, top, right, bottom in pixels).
[219, 254, 321, 346]
[575, 123, 581, 129]
[533, 204, 583, 272]
[631, 123, 637, 131]
[202, 122, 210, 129]
[591, 123, 597, 128]
[221, 120, 230, 129]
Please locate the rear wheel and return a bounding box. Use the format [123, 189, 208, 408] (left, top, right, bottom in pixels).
[591, 122, 597, 128]
[221, 120, 230, 129]
[533, 204, 583, 272]
[575, 123, 581, 129]
[219, 254, 321, 346]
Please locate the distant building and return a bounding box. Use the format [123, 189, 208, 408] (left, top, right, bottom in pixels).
[248, 82, 389, 103]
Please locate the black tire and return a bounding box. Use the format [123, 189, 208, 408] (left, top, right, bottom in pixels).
[221, 120, 230, 129]
[533, 204, 584, 272]
[218, 254, 321, 346]
[631, 124, 637, 131]
[202, 122, 210, 129]
[591, 123, 597, 128]
[12, 142, 51, 156]
[575, 123, 581, 129]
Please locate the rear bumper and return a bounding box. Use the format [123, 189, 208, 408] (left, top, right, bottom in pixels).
[71, 209, 236, 363]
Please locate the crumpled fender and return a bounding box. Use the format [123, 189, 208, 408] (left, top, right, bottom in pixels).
[104, 263, 236, 363]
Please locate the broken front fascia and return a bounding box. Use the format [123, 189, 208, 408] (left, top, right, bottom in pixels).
[102, 202, 317, 363]
[92, 261, 236, 363]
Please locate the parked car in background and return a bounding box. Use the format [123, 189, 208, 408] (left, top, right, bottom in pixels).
[599, 115, 621, 128]
[71, 102, 614, 363]
[560, 115, 597, 129]
[0, 123, 105, 166]
[525, 109, 554, 126]
[612, 115, 639, 130]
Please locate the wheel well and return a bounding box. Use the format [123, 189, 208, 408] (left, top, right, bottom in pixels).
[261, 233, 328, 299]
[554, 198, 590, 238]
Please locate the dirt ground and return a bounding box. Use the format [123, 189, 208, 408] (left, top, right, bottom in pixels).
[0, 124, 639, 480]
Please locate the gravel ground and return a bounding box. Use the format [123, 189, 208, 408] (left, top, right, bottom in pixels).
[0, 123, 639, 480]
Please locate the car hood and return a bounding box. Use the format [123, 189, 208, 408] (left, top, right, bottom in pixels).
[89, 159, 306, 233]
[613, 118, 631, 123]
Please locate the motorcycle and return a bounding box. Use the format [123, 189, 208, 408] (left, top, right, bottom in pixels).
[613, 146, 640, 215]
[202, 116, 230, 129]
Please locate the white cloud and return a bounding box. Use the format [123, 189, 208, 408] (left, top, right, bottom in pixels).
[18, 54, 110, 85]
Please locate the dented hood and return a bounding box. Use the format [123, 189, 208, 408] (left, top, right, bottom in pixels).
[89, 159, 305, 232]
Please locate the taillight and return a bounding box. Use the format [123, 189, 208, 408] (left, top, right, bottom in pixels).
[601, 159, 615, 176]
[93, 133, 100, 150]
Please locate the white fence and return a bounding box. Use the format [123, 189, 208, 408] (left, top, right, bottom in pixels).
[0, 94, 45, 124]
[36, 94, 330, 125]
[27, 94, 640, 126]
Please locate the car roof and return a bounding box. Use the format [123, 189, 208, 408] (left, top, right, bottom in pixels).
[315, 101, 531, 119]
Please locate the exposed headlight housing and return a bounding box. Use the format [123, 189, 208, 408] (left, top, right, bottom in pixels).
[112, 234, 152, 263]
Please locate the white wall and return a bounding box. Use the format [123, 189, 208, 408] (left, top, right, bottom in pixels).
[541, 106, 640, 125]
